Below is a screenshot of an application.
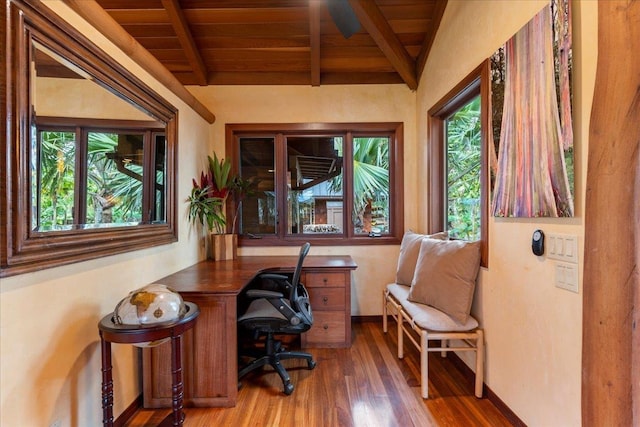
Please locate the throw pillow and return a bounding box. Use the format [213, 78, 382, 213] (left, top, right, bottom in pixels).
[395, 230, 447, 285]
[408, 238, 481, 323]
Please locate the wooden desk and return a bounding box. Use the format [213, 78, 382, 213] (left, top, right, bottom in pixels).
[143, 255, 357, 408]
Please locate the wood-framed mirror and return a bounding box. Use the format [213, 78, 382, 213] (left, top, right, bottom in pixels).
[1, 0, 178, 277]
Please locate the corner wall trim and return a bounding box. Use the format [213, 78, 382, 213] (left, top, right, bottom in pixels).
[60, 0, 216, 124]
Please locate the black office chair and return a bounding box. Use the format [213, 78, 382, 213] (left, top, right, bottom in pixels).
[237, 242, 316, 395]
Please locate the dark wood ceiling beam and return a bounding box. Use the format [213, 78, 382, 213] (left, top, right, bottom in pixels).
[309, 0, 321, 86]
[348, 0, 417, 90]
[160, 0, 208, 85]
[416, 0, 447, 81]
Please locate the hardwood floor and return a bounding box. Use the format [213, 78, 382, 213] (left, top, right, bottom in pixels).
[123, 320, 515, 427]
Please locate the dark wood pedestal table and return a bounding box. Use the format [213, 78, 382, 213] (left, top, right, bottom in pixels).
[98, 302, 200, 427]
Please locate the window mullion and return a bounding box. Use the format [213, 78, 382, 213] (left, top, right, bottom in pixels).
[275, 133, 287, 238]
[76, 126, 88, 224]
[343, 131, 354, 239]
[141, 130, 152, 223]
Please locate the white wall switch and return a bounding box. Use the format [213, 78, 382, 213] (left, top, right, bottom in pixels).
[547, 233, 578, 263]
[555, 261, 579, 293]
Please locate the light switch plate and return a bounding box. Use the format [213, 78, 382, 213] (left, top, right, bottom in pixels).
[555, 261, 579, 293]
[547, 233, 578, 264]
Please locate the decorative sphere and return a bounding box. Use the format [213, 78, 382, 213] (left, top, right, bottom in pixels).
[113, 284, 187, 347]
[114, 283, 187, 326]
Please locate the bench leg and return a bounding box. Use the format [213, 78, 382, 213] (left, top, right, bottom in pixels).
[420, 330, 429, 399]
[475, 329, 484, 398]
[397, 310, 404, 359]
[382, 290, 388, 333]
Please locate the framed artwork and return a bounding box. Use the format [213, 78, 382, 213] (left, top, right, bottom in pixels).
[490, 0, 574, 217]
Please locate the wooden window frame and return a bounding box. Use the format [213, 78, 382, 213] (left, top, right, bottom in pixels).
[226, 122, 404, 247]
[428, 61, 490, 266]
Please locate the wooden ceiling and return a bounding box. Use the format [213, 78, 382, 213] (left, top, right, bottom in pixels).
[93, 0, 447, 89]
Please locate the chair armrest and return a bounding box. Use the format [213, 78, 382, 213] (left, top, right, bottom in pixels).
[257, 273, 289, 281]
[245, 289, 284, 299]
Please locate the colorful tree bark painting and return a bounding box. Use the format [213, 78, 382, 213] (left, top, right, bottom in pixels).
[491, 0, 574, 217]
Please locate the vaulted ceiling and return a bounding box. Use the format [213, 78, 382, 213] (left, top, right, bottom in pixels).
[93, 0, 447, 89]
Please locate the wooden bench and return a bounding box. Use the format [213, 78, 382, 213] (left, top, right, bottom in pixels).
[382, 283, 484, 399]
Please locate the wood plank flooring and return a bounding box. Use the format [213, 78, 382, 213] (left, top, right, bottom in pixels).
[123, 320, 515, 427]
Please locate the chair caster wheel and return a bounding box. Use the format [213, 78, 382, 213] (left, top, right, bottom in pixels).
[284, 382, 294, 395]
[308, 360, 317, 370]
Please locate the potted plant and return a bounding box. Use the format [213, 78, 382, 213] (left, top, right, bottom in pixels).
[187, 153, 237, 260]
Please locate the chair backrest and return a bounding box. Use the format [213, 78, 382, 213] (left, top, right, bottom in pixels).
[291, 242, 311, 289]
[291, 242, 312, 325]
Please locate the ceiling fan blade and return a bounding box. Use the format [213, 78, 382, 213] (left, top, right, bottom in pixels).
[326, 0, 361, 39]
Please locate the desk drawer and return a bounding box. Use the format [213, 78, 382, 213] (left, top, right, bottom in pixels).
[305, 272, 347, 287]
[304, 311, 347, 347]
[309, 287, 345, 310]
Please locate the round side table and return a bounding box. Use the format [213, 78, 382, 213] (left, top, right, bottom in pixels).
[98, 302, 199, 427]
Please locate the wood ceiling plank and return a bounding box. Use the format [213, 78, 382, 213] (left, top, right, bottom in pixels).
[348, 0, 417, 89]
[309, 0, 321, 86]
[137, 37, 182, 50]
[195, 37, 309, 49]
[321, 46, 394, 58]
[387, 19, 430, 34]
[191, 22, 309, 38]
[97, 0, 163, 9]
[377, 3, 433, 20]
[120, 24, 176, 38]
[180, 0, 306, 7]
[182, 7, 308, 24]
[321, 57, 395, 73]
[161, 0, 208, 85]
[106, 9, 168, 24]
[321, 34, 377, 47]
[416, 0, 447, 81]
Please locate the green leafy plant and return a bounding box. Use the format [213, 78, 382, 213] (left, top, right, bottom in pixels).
[187, 185, 225, 233]
[187, 152, 256, 235]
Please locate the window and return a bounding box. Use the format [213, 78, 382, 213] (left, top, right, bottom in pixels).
[429, 61, 489, 266]
[445, 96, 481, 241]
[34, 119, 166, 231]
[227, 123, 404, 246]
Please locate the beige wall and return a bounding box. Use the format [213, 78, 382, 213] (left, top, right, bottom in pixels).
[0, 2, 210, 426]
[36, 78, 151, 120]
[418, 1, 596, 425]
[188, 84, 418, 318]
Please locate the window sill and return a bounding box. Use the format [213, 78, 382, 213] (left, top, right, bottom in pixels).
[239, 235, 401, 247]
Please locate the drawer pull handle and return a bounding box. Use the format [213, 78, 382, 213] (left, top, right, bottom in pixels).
[323, 296, 329, 304]
[323, 324, 329, 330]
[323, 278, 328, 283]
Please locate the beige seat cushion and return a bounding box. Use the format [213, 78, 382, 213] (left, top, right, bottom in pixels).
[386, 283, 478, 331]
[408, 238, 481, 323]
[395, 230, 447, 285]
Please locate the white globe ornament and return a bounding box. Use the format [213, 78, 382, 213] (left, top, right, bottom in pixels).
[113, 284, 187, 347]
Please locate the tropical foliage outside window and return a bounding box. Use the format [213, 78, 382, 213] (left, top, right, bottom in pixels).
[446, 96, 481, 241]
[35, 122, 165, 231]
